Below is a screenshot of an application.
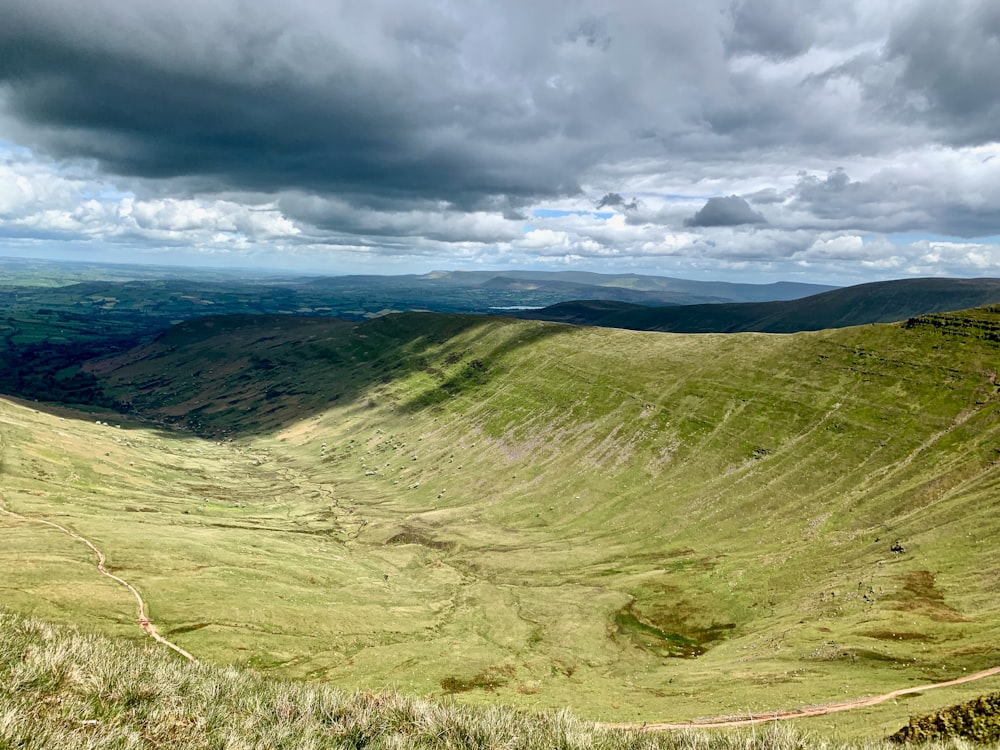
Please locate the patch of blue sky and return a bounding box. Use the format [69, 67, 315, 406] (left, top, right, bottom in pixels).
[79, 186, 132, 202]
[532, 208, 614, 219]
[651, 193, 711, 201]
[888, 232, 1000, 246]
[0, 139, 33, 158]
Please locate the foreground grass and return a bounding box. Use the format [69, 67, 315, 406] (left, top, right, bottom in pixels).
[2, 609, 993, 750]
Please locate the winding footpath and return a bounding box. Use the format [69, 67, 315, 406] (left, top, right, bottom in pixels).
[0, 496, 197, 663]
[603, 664, 1000, 731]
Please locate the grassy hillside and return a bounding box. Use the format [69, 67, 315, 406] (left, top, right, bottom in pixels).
[4, 308, 1000, 738]
[9, 608, 980, 750]
[524, 278, 1000, 332]
[0, 608, 675, 749]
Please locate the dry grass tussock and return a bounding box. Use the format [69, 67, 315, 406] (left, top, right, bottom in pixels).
[0, 610, 995, 750]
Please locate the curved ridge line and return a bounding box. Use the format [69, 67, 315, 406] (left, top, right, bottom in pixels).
[0, 497, 197, 663]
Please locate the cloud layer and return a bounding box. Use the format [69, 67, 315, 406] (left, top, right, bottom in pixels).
[1, 0, 999, 282]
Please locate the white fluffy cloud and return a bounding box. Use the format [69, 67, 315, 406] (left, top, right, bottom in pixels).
[0, 148, 303, 251]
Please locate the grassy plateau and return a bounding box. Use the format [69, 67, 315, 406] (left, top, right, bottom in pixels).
[3, 307, 1000, 742]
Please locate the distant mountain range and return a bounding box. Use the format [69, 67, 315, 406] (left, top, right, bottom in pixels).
[415, 269, 835, 305]
[515, 277, 1000, 333]
[0, 258, 839, 335]
[6, 256, 1000, 337]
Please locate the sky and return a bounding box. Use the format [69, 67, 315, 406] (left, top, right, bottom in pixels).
[1, 0, 1000, 284]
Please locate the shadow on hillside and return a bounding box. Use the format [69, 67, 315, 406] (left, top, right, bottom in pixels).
[72, 313, 572, 438]
[0, 392, 207, 443]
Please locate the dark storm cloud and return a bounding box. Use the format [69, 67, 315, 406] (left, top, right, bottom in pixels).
[0, 0, 940, 210]
[685, 195, 766, 227]
[0, 1, 614, 209]
[0, 0, 884, 214]
[2, 0, 1000, 281]
[883, 0, 1000, 144]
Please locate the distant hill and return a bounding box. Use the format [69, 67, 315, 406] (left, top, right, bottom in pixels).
[518, 277, 1000, 332]
[0, 259, 838, 338]
[420, 269, 835, 305]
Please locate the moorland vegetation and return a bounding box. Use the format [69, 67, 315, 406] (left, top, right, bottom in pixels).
[3, 265, 1000, 744]
[5, 609, 1000, 749]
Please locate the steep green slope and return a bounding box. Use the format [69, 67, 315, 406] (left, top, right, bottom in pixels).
[4, 309, 1000, 735]
[524, 278, 1000, 332]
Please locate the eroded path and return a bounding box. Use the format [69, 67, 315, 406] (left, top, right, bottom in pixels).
[0, 496, 197, 663]
[603, 663, 1000, 730]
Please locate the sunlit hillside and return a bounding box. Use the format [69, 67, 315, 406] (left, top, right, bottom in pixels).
[3, 308, 1000, 738]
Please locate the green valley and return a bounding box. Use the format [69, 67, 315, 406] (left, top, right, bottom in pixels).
[3, 306, 1000, 740]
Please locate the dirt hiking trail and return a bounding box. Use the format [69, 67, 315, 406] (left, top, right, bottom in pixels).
[603, 664, 1000, 730]
[0, 496, 197, 663]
